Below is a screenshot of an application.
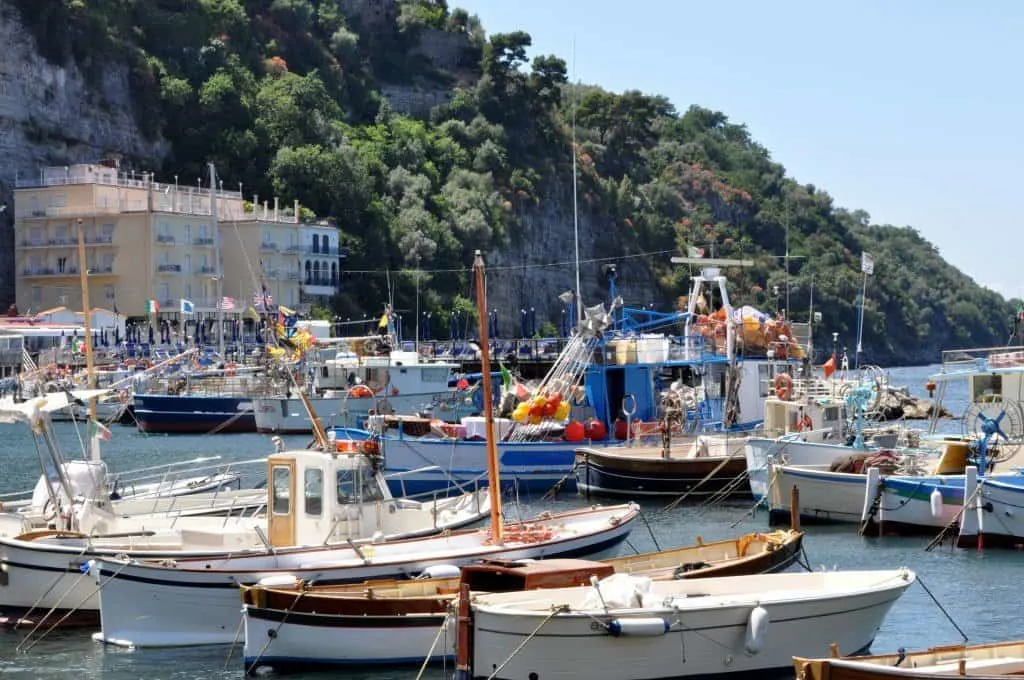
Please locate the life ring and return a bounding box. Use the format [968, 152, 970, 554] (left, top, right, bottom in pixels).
[360, 439, 380, 455]
[774, 373, 793, 400]
[350, 384, 373, 398]
[796, 413, 813, 432]
[335, 439, 360, 453]
[225, 363, 237, 377]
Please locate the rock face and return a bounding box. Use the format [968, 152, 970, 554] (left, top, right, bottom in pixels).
[488, 183, 661, 337]
[0, 1, 167, 308]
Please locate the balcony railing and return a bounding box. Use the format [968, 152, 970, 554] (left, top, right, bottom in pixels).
[304, 276, 339, 287]
[194, 236, 215, 246]
[301, 245, 348, 256]
[197, 265, 216, 274]
[85, 235, 114, 245]
[20, 266, 114, 277]
[286, 271, 300, 281]
[260, 242, 280, 252]
[283, 244, 300, 254]
[156, 234, 176, 244]
[157, 263, 182, 273]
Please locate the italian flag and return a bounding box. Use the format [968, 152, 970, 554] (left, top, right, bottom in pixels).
[146, 300, 160, 314]
[88, 419, 112, 441]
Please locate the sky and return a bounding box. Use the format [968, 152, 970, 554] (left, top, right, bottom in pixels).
[454, 0, 1024, 301]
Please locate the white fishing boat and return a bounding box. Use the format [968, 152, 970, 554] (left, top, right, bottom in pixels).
[796, 639, 1024, 679]
[90, 503, 637, 647]
[464, 569, 914, 680]
[0, 404, 490, 628]
[254, 349, 469, 433]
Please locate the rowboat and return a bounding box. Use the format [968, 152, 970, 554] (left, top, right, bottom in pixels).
[795, 640, 1024, 679]
[240, 529, 804, 671]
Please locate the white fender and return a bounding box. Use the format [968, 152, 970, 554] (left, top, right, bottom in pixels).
[418, 564, 461, 579]
[745, 605, 770, 654]
[257, 574, 299, 588]
[607, 617, 670, 637]
[929, 488, 943, 519]
[862, 466, 881, 523]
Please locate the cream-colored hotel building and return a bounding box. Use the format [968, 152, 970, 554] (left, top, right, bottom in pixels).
[12, 163, 343, 318]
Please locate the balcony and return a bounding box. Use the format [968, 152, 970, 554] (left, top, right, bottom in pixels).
[196, 265, 217, 275]
[85, 234, 115, 245]
[283, 244, 300, 254]
[156, 234, 176, 245]
[159, 298, 177, 309]
[305, 275, 339, 287]
[301, 245, 348, 257]
[157, 263, 182, 273]
[194, 236, 215, 246]
[20, 265, 114, 278]
[264, 269, 281, 279]
[260, 241, 280, 252]
[286, 271, 301, 281]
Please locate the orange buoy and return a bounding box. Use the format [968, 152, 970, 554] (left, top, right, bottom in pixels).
[774, 373, 793, 400]
[350, 384, 373, 398]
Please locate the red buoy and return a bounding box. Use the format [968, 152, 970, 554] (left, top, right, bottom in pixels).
[614, 418, 628, 440]
[586, 419, 608, 441]
[565, 420, 585, 442]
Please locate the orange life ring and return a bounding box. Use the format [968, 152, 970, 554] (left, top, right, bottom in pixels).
[335, 439, 359, 453]
[360, 440, 380, 455]
[796, 413, 813, 432]
[350, 385, 373, 398]
[774, 373, 793, 400]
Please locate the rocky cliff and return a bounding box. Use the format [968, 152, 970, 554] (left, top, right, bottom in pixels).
[0, 1, 166, 307]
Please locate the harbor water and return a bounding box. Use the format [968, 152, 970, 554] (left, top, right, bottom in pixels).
[0, 365, 1015, 679]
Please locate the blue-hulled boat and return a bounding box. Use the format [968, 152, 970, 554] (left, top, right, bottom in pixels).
[134, 393, 258, 434]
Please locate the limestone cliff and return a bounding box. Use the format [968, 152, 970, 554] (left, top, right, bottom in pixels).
[0, 1, 167, 307]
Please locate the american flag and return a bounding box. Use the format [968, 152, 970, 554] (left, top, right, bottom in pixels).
[218, 296, 236, 311]
[253, 291, 273, 307]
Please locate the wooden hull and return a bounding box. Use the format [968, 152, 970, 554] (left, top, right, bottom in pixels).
[574, 443, 749, 499]
[795, 639, 1024, 679]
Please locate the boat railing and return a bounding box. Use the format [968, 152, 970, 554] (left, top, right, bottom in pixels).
[941, 345, 1024, 373]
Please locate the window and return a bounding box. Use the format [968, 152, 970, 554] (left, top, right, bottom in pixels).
[184, 225, 191, 244]
[103, 223, 114, 240]
[198, 224, 208, 241]
[336, 466, 384, 504]
[159, 282, 170, 302]
[312, 235, 319, 253]
[331, 262, 337, 286]
[184, 254, 191, 274]
[185, 282, 192, 298]
[30, 227, 42, 246]
[52, 193, 66, 208]
[272, 465, 291, 514]
[102, 253, 114, 269]
[104, 285, 115, 301]
[304, 468, 323, 516]
[31, 287, 41, 304]
[305, 260, 311, 283]
[57, 256, 67, 273]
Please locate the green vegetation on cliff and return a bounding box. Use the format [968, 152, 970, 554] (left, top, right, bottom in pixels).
[10, 0, 1017, 364]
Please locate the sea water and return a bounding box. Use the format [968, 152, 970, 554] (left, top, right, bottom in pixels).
[0, 365, 1015, 679]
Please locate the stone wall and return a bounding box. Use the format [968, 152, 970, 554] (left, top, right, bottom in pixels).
[0, 1, 167, 308]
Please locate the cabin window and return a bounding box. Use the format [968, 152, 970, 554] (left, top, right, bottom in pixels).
[974, 375, 1002, 402]
[337, 468, 385, 504]
[304, 468, 323, 516]
[271, 465, 291, 514]
[824, 407, 839, 423]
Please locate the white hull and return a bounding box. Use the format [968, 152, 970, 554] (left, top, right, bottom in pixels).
[254, 391, 463, 433]
[959, 471, 1024, 548]
[471, 570, 913, 680]
[769, 465, 869, 524]
[868, 476, 964, 535]
[746, 438, 863, 500]
[243, 607, 453, 668]
[91, 504, 638, 647]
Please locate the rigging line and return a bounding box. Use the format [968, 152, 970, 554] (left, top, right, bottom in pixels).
[339, 248, 681, 275]
[916, 574, 968, 643]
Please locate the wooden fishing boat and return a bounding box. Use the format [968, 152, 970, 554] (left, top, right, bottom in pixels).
[239, 529, 803, 670]
[795, 640, 1024, 679]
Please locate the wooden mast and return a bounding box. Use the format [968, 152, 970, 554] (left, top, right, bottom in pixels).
[473, 250, 502, 545]
[76, 218, 99, 459]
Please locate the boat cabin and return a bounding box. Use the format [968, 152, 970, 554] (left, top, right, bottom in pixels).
[762, 394, 846, 440]
[266, 447, 391, 548]
[316, 350, 456, 396]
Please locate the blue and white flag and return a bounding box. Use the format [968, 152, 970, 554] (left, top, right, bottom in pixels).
[180, 298, 195, 314]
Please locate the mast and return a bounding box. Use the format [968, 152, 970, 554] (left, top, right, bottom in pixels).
[209, 162, 225, 358]
[570, 48, 582, 324]
[76, 218, 99, 460]
[473, 250, 502, 545]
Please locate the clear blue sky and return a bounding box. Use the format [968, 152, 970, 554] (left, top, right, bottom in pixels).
[455, 0, 1023, 301]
